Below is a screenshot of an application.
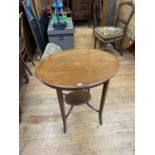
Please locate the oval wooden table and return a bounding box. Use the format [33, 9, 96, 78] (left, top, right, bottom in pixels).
[36, 48, 119, 133]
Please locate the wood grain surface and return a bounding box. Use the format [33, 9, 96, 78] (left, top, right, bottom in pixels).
[36, 49, 119, 90]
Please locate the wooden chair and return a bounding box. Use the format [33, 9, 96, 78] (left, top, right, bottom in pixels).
[19, 12, 35, 76]
[93, 0, 135, 56]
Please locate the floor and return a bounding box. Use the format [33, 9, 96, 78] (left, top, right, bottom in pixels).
[19, 27, 135, 155]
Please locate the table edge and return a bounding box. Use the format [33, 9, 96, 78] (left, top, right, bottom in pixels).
[35, 49, 119, 90]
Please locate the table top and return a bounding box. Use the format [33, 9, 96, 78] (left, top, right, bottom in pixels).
[36, 49, 119, 90]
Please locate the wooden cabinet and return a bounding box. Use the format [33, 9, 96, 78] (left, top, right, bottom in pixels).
[71, 0, 90, 21]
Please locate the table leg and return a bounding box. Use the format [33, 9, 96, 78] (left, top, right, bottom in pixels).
[56, 89, 67, 133]
[99, 80, 110, 125]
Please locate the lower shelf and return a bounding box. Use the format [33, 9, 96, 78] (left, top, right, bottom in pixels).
[65, 90, 91, 106]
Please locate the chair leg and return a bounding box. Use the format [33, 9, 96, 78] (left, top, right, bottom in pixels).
[94, 38, 107, 50]
[94, 36, 97, 49]
[24, 72, 29, 83]
[100, 42, 103, 48]
[119, 41, 124, 56]
[119, 39, 124, 56]
[20, 55, 32, 75]
[24, 62, 32, 75]
[92, 28, 95, 38]
[102, 43, 107, 49]
[30, 56, 35, 66]
[119, 48, 123, 56]
[26, 50, 35, 66]
[112, 42, 122, 55]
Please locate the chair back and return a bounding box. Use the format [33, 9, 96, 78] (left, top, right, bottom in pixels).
[113, 1, 135, 34]
[93, 0, 103, 28]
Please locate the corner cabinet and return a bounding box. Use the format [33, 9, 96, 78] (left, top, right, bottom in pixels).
[71, 0, 91, 21]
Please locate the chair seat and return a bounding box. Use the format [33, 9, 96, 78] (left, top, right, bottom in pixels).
[95, 27, 123, 41]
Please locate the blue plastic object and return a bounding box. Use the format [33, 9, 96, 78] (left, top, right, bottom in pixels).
[51, 0, 68, 30]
